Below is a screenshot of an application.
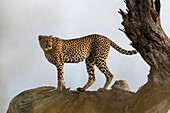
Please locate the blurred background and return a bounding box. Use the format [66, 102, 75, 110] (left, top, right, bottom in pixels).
[0, 0, 169, 112]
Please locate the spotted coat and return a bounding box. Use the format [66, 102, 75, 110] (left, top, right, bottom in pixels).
[38, 34, 137, 91]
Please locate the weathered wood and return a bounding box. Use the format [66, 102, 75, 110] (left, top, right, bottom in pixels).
[119, 0, 170, 112]
[7, 81, 134, 113]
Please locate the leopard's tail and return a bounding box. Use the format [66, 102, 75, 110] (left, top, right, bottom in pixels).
[109, 40, 138, 55]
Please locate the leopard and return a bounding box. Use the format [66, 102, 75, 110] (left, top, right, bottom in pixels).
[38, 34, 138, 92]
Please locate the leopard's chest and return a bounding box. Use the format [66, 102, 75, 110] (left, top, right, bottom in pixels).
[45, 52, 55, 64]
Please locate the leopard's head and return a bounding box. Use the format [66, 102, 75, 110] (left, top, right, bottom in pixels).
[38, 35, 53, 52]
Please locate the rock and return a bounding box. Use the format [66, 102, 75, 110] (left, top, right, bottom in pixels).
[111, 80, 131, 91]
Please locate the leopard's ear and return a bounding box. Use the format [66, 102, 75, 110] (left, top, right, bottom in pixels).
[38, 35, 43, 41]
[49, 35, 53, 38]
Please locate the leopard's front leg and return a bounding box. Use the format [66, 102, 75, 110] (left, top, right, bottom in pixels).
[56, 65, 66, 91]
[53, 44, 66, 91]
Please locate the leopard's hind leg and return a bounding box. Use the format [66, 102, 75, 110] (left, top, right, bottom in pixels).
[95, 58, 114, 91]
[77, 56, 95, 92]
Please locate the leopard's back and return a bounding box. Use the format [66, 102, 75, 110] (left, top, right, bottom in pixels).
[62, 35, 94, 63]
[62, 34, 112, 63]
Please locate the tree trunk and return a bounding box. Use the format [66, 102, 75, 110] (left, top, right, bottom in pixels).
[7, 0, 170, 113]
[119, 0, 170, 112]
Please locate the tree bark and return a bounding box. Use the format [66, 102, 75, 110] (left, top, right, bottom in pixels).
[119, 0, 170, 112]
[7, 0, 170, 113]
[7, 82, 135, 113]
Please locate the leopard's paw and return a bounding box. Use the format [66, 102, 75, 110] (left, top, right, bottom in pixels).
[56, 86, 66, 91]
[77, 87, 85, 92]
[98, 88, 107, 92]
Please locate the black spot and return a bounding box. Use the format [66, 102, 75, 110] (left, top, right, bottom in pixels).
[110, 74, 113, 77]
[132, 50, 137, 54]
[117, 48, 121, 51]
